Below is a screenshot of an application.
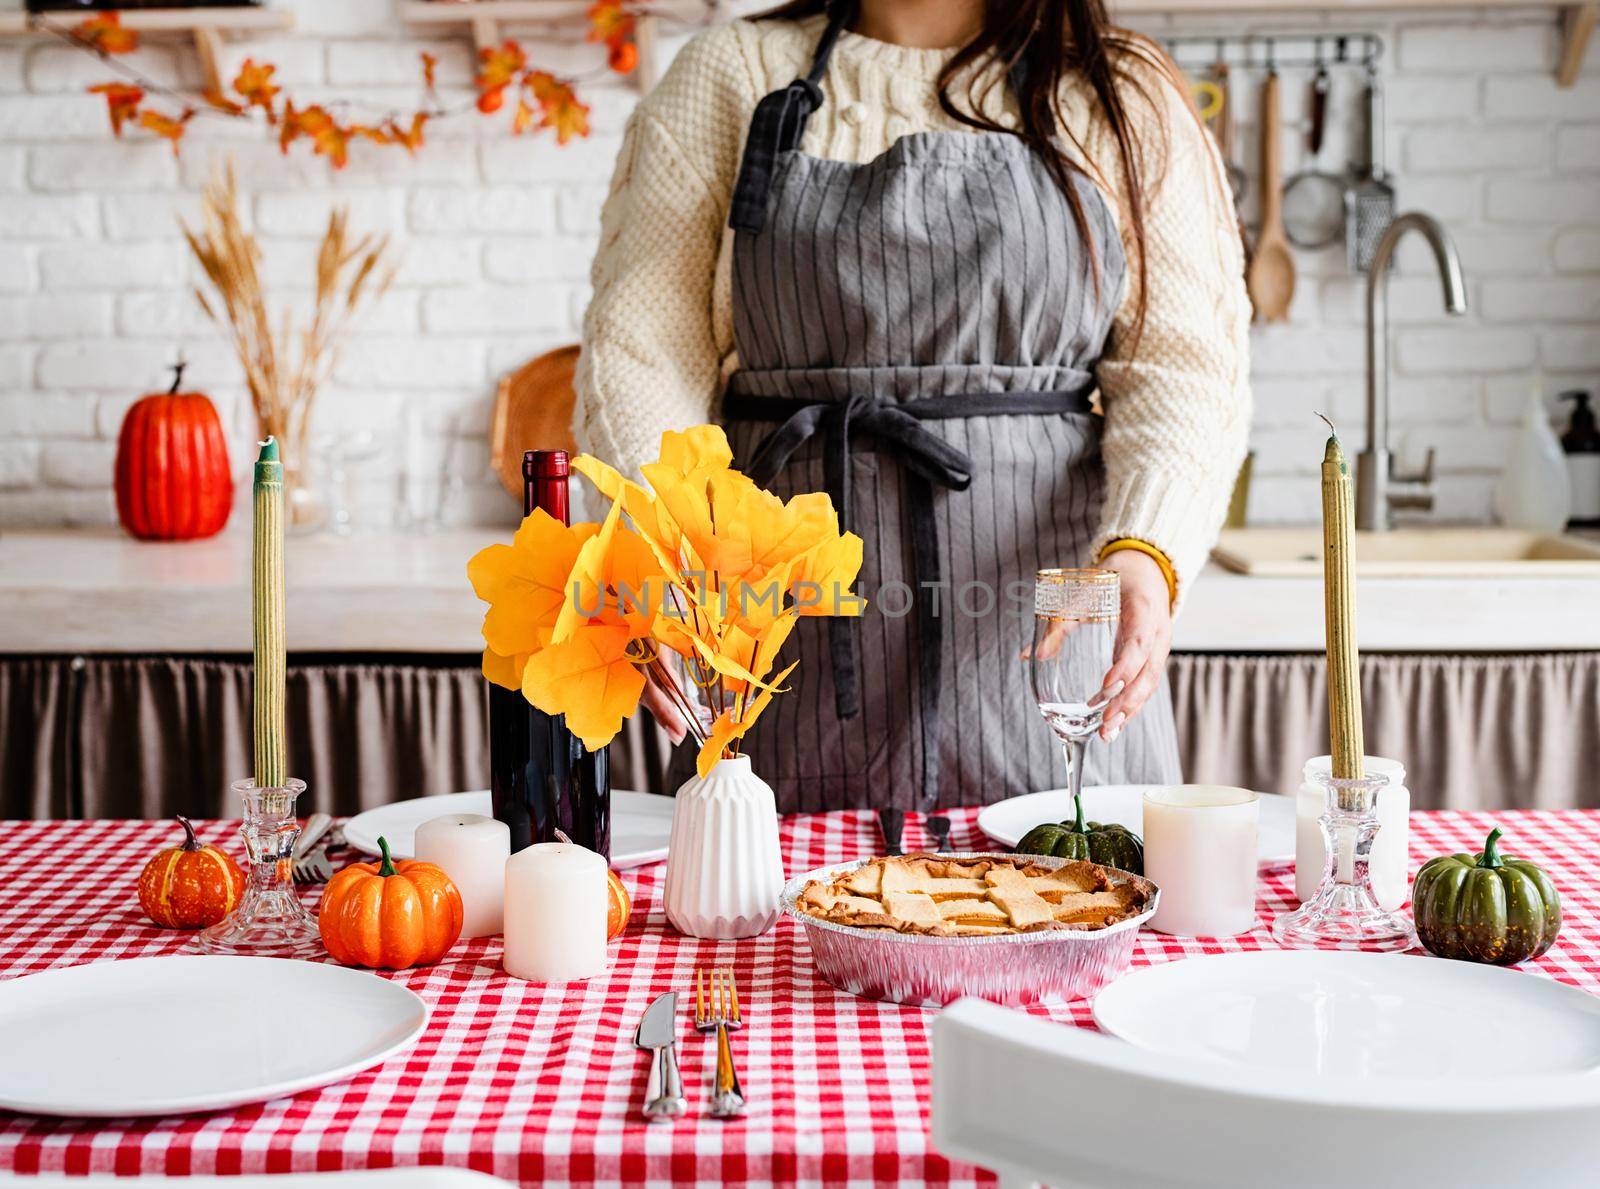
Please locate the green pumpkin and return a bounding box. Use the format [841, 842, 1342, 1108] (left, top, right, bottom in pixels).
[1412, 827, 1561, 966]
[1015, 794, 1144, 874]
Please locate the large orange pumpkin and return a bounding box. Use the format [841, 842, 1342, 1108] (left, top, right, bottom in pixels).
[137, 815, 246, 929]
[318, 837, 463, 969]
[607, 869, 631, 941]
[115, 362, 234, 541]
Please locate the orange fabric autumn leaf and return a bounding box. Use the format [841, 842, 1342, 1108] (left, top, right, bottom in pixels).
[588, 1, 635, 44]
[512, 96, 536, 137]
[481, 645, 530, 694]
[276, 100, 298, 153]
[525, 72, 590, 145]
[420, 51, 439, 91]
[658, 425, 735, 474]
[696, 661, 797, 778]
[232, 59, 280, 114]
[551, 499, 672, 648]
[138, 108, 192, 156]
[542, 91, 590, 144]
[388, 112, 428, 153]
[295, 105, 351, 169]
[76, 13, 138, 55]
[522, 623, 646, 751]
[201, 87, 245, 116]
[88, 83, 143, 136]
[477, 41, 527, 90]
[468, 508, 600, 667]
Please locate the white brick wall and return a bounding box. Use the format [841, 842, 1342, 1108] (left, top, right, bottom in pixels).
[1137, 6, 1600, 527]
[0, 0, 1594, 531]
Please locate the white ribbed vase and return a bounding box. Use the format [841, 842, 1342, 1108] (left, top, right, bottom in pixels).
[663, 755, 784, 939]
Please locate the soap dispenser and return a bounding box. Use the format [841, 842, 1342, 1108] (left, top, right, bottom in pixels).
[1560, 390, 1600, 527]
[1494, 390, 1571, 532]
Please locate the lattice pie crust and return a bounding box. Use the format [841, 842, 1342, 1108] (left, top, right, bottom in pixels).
[796, 854, 1150, 937]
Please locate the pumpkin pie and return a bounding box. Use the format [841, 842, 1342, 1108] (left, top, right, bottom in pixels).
[796, 853, 1151, 937]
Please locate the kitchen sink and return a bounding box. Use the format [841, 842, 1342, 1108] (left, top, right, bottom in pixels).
[1213, 527, 1600, 577]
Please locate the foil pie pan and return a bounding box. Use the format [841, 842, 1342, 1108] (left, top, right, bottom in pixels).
[780, 853, 1159, 1009]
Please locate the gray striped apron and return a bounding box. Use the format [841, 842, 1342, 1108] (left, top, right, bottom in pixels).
[675, 14, 1182, 814]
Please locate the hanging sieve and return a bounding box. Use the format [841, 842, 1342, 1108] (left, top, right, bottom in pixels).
[1282, 47, 1346, 250]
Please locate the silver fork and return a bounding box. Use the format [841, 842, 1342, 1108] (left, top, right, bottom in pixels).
[695, 966, 746, 1119]
[292, 813, 334, 884]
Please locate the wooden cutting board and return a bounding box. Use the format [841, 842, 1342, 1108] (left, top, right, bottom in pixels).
[490, 344, 580, 501]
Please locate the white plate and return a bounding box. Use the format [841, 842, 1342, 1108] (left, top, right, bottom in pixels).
[345, 789, 674, 868]
[976, 784, 1295, 868]
[1094, 951, 1600, 1079]
[0, 956, 427, 1116]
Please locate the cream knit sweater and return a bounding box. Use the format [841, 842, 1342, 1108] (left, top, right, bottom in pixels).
[573, 15, 1251, 596]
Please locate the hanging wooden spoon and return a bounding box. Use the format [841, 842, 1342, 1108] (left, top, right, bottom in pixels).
[1246, 70, 1295, 323]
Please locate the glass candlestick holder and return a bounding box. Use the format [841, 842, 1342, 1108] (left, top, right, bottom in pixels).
[196, 778, 324, 958]
[1271, 770, 1415, 952]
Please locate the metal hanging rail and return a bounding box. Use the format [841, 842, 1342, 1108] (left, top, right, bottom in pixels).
[1163, 32, 1385, 73]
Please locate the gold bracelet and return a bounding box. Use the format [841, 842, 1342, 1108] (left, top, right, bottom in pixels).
[1098, 538, 1178, 607]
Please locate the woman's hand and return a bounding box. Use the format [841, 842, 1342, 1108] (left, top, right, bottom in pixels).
[640, 668, 688, 745]
[1096, 549, 1174, 743]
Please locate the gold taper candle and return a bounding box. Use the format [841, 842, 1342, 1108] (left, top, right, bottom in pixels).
[1318, 416, 1364, 781]
[253, 437, 287, 789]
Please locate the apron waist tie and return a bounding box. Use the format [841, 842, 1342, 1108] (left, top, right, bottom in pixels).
[724, 385, 1095, 806]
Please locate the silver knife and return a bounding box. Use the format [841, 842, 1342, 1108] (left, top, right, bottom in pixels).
[634, 992, 686, 1121]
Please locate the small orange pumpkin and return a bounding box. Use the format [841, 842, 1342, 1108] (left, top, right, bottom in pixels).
[318, 836, 463, 969]
[137, 815, 246, 929]
[607, 869, 631, 941]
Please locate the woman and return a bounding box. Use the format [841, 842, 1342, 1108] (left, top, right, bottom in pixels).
[574, 0, 1250, 813]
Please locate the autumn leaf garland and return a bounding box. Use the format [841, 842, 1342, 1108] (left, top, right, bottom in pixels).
[468, 427, 866, 778]
[68, 4, 636, 163]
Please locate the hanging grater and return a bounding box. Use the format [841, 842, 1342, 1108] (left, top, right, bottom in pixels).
[1345, 65, 1396, 273]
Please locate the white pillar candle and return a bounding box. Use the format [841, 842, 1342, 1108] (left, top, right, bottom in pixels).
[1144, 786, 1260, 937]
[503, 841, 608, 983]
[1295, 755, 1410, 911]
[414, 813, 510, 939]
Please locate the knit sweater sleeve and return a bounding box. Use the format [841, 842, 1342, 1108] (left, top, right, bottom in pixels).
[572, 24, 761, 479]
[1089, 63, 1252, 602]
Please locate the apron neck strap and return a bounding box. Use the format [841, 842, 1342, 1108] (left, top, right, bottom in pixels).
[728, 8, 849, 233]
[806, 4, 851, 86]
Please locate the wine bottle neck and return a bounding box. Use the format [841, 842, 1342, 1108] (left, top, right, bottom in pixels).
[523, 449, 570, 525]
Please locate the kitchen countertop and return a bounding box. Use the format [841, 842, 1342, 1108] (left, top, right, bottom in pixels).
[2, 528, 1598, 654]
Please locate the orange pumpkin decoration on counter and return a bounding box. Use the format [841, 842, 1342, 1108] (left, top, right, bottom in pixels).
[607, 869, 631, 941]
[115, 361, 234, 541]
[137, 815, 246, 929]
[318, 837, 464, 969]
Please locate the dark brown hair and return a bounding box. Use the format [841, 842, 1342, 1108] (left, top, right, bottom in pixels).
[760, 0, 1196, 350]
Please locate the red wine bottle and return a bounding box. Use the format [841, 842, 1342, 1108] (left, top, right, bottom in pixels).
[488, 449, 611, 858]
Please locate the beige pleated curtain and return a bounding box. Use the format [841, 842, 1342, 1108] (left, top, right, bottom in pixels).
[1, 652, 1595, 818]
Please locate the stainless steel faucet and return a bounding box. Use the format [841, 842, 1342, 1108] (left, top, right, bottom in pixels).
[1355, 212, 1469, 531]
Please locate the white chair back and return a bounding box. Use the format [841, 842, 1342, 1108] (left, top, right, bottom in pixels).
[932, 996, 1600, 1189]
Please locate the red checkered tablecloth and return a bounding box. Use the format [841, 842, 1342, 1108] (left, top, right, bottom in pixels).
[2, 808, 1599, 1187]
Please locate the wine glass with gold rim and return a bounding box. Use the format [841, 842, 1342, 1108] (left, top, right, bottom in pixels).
[1029, 568, 1122, 825]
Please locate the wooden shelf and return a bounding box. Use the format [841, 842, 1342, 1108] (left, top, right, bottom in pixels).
[0, 6, 296, 93]
[398, 0, 662, 89]
[0, 6, 294, 35]
[1112, 0, 1593, 86]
